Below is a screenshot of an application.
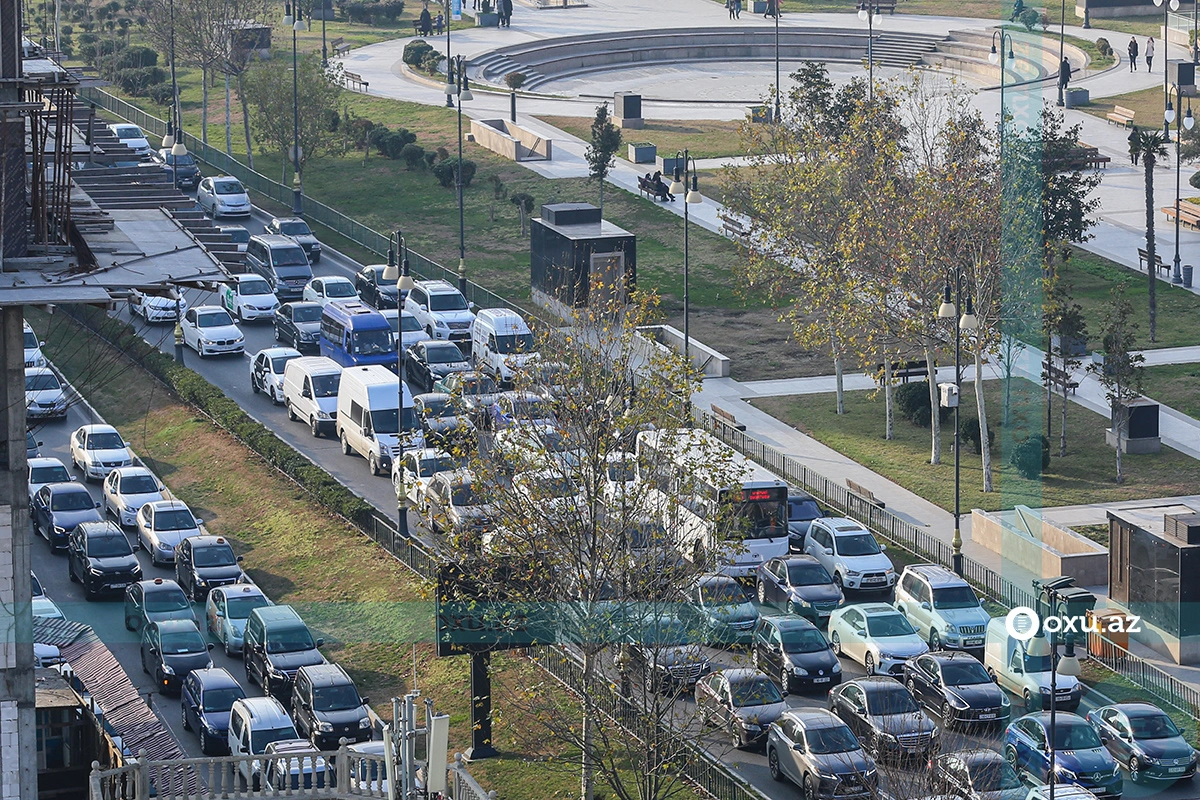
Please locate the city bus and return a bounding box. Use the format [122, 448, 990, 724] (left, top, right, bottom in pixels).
[635, 429, 789, 577]
[319, 301, 397, 370]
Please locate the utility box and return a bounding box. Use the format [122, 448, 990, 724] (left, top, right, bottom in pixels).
[939, 382, 959, 408]
[614, 92, 643, 129]
[1169, 61, 1197, 95]
[530, 203, 636, 315]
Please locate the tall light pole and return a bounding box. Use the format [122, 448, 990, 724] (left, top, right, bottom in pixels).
[164, 0, 178, 149]
[1029, 582, 1084, 800]
[938, 278, 978, 577]
[383, 231, 415, 539]
[669, 150, 704, 366]
[283, 3, 307, 216]
[1166, 86, 1194, 284]
[321, 0, 328, 66]
[445, 0, 454, 109]
[989, 32, 1017, 149]
[858, 2, 882, 103]
[1153, 0, 1181, 141]
[773, 0, 781, 122]
[1056, 0, 1067, 106]
[447, 55, 473, 297]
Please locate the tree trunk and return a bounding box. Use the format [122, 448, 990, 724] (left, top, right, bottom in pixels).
[1145, 153, 1158, 342]
[975, 349, 993, 492]
[1115, 409, 1125, 483]
[225, 73, 232, 155]
[237, 72, 254, 169]
[598, 178, 603, 215]
[201, 66, 209, 144]
[834, 351, 845, 416]
[883, 358, 894, 440]
[581, 650, 596, 800]
[1059, 358, 1069, 458]
[926, 346, 941, 465]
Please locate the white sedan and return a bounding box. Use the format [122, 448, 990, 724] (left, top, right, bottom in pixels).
[25, 367, 67, 419]
[180, 306, 244, 358]
[70, 424, 133, 481]
[136, 500, 204, 567]
[221, 274, 279, 322]
[109, 123, 151, 156]
[302, 276, 359, 308]
[28, 457, 72, 501]
[391, 448, 461, 513]
[129, 289, 185, 323]
[249, 347, 302, 405]
[828, 602, 929, 677]
[103, 467, 166, 528]
[197, 175, 251, 218]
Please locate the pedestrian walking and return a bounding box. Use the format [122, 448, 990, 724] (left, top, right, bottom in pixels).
[1059, 56, 1072, 90]
[1129, 127, 1141, 165]
[765, 0, 777, 18]
[1128, 36, 1139, 71]
[1145, 37, 1155, 72]
[501, 0, 512, 26]
[734, 0, 741, 16]
[727, 0, 734, 19]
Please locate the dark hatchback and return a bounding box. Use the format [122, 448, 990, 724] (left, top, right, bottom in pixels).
[67, 520, 142, 599]
[176, 535, 244, 601]
[755, 555, 843, 624]
[753, 615, 841, 693]
[903, 651, 1011, 729]
[141, 619, 215, 695]
[156, 149, 201, 189]
[32, 482, 102, 550]
[274, 302, 324, 353]
[829, 676, 939, 761]
[181, 667, 246, 755]
[355, 264, 399, 309]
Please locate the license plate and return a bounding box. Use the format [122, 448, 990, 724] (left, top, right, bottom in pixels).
[965, 638, 984, 646]
[1169, 767, 1187, 774]
[978, 713, 997, 720]
[863, 577, 885, 584]
[813, 677, 831, 683]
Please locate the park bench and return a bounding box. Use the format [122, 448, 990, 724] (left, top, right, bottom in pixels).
[718, 211, 750, 241]
[710, 404, 747, 432]
[413, 20, 444, 35]
[846, 479, 886, 508]
[875, 359, 930, 384]
[873, 0, 898, 12]
[637, 175, 668, 201]
[1137, 247, 1169, 275]
[330, 37, 352, 57]
[1074, 143, 1110, 169]
[1042, 358, 1080, 395]
[343, 71, 369, 92]
[1163, 202, 1200, 231]
[1107, 105, 1136, 128]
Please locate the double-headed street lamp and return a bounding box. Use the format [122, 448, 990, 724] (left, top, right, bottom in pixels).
[382, 231, 415, 540]
[1153, 0, 1181, 140]
[1028, 581, 1084, 800]
[858, 1, 883, 103]
[446, 55, 473, 296]
[989, 31, 1017, 148]
[669, 150, 703, 363]
[938, 277, 978, 577]
[1166, 86, 1195, 284]
[283, 3, 308, 216]
[1056, 0, 1067, 106]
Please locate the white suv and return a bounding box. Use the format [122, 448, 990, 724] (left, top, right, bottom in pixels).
[221, 274, 279, 322]
[803, 517, 895, 592]
[404, 280, 475, 345]
[894, 564, 990, 652]
[227, 696, 300, 790]
[23, 320, 46, 367]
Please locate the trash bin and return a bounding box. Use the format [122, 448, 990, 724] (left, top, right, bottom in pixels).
[1064, 87, 1090, 108]
[1087, 609, 1130, 655]
[1184, 265, 1193, 288]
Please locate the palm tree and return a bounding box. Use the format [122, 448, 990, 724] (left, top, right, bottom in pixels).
[1133, 128, 1168, 343]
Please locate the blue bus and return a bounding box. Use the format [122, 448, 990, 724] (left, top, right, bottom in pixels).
[319, 301, 397, 370]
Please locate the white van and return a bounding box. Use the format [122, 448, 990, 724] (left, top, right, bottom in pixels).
[470, 308, 537, 383]
[283, 357, 342, 438]
[227, 696, 300, 790]
[336, 365, 422, 476]
[983, 619, 1081, 711]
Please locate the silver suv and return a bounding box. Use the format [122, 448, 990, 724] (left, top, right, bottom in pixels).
[894, 564, 989, 653]
[404, 280, 475, 345]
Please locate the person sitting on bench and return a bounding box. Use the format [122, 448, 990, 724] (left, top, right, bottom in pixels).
[652, 171, 675, 202]
[434, 12, 444, 33]
[418, 7, 433, 35]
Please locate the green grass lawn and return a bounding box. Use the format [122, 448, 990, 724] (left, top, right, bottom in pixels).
[750, 376, 1200, 513]
[537, 116, 749, 160]
[1081, 85, 1167, 133]
[1141, 363, 1200, 418]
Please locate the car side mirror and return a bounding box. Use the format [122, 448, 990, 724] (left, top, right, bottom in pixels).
[148, 646, 158, 655]
[236, 555, 244, 562]
[781, 689, 789, 698]
[315, 638, 324, 648]
[207, 642, 215, 651]
[302, 388, 311, 398]
[95, 501, 102, 508]
[195, 519, 204, 526]
[824, 548, 833, 556]
[879, 543, 887, 551]
[359, 696, 370, 707]
[793, 742, 805, 752]
[855, 630, 866, 638]
[920, 602, 931, 611]
[124, 441, 132, 448]
[420, 304, 428, 312]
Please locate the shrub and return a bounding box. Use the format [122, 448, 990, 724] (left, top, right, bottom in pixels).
[400, 143, 425, 169]
[435, 146, 449, 161]
[504, 71, 526, 90]
[147, 83, 174, 107]
[115, 66, 166, 95]
[403, 39, 434, 68]
[958, 417, 995, 454]
[347, 117, 375, 149]
[432, 157, 476, 188]
[321, 108, 340, 132]
[423, 151, 437, 168]
[1095, 37, 1111, 56]
[1010, 435, 1051, 480]
[419, 50, 442, 76]
[893, 380, 951, 427]
[1018, 7, 1040, 31]
[369, 126, 416, 159]
[114, 44, 157, 69]
[1190, 171, 1200, 191]
[341, 0, 404, 23]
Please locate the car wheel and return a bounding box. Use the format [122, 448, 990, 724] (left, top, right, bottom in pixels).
[250, 376, 259, 394]
[286, 402, 297, 422]
[941, 701, 955, 730]
[1129, 756, 1142, 784]
[199, 727, 210, 755]
[182, 703, 191, 731]
[756, 581, 767, 605]
[864, 652, 876, 676]
[780, 667, 791, 693]
[245, 657, 255, 686]
[830, 630, 842, 655]
[369, 454, 381, 477]
[141, 651, 149, 674]
[310, 416, 322, 438]
[906, 677, 917, 695]
[767, 748, 783, 782]
[225, 639, 235, 658]
[84, 582, 97, 602]
[125, 615, 135, 632]
[802, 774, 818, 800]
[269, 386, 281, 406]
[1022, 688, 1037, 710]
[273, 325, 282, 342]
[929, 630, 942, 651]
[426, 325, 434, 339]
[1004, 744, 1018, 770]
[729, 723, 743, 750]
[786, 600, 798, 617]
[341, 432, 352, 456]
[833, 572, 844, 591]
[236, 308, 244, 324]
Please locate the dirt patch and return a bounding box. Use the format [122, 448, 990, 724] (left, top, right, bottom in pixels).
[663, 306, 832, 382]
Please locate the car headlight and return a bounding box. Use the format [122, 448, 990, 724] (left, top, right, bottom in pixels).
[944, 623, 958, 634]
[312, 243, 321, 250]
[36, 356, 46, 367]
[317, 411, 331, 419]
[1040, 686, 1052, 694]
[1190, 751, 1198, 763]
[791, 594, 811, 606]
[435, 319, 448, 328]
[160, 664, 175, 675]
[267, 664, 286, 680]
[948, 694, 970, 709]
[1056, 767, 1076, 780]
[880, 732, 897, 742]
[359, 718, 371, 729]
[317, 722, 334, 733]
[793, 666, 809, 676]
[234, 336, 244, 344]
[1000, 694, 1010, 707]
[818, 771, 839, 781]
[300, 331, 315, 341]
[199, 337, 211, 345]
[88, 566, 103, 576]
[52, 525, 66, 535]
[196, 578, 208, 587]
[832, 662, 842, 673]
[878, 652, 894, 661]
[1139, 754, 1157, 765]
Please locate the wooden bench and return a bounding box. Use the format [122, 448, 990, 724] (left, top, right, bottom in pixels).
[710, 404, 747, 432]
[343, 71, 369, 92]
[718, 212, 750, 240]
[1163, 202, 1200, 231]
[330, 36, 351, 57]
[875, 359, 930, 384]
[1042, 359, 1080, 395]
[872, 0, 898, 12]
[1075, 143, 1110, 169]
[846, 479, 885, 508]
[637, 175, 669, 201]
[412, 20, 442, 35]
[1137, 247, 1169, 275]
[1107, 105, 1135, 128]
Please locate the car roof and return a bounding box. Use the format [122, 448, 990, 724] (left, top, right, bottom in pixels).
[781, 708, 843, 728]
[904, 563, 969, 588]
[283, 300, 322, 311]
[298, 663, 352, 686]
[953, 749, 1007, 767]
[216, 224, 248, 232]
[434, 469, 474, 486]
[788, 491, 818, 501]
[272, 216, 305, 224]
[320, 275, 354, 284]
[109, 465, 153, 477]
[191, 667, 243, 691]
[230, 273, 266, 283]
[78, 423, 119, 435]
[697, 574, 739, 588]
[776, 555, 823, 567]
[28, 457, 67, 469]
[25, 366, 54, 376]
[1110, 703, 1165, 717]
[409, 448, 452, 459]
[234, 695, 291, 724]
[1021, 711, 1086, 726]
[78, 520, 125, 538]
[265, 739, 318, 755]
[140, 578, 185, 593]
[47, 482, 89, 495]
[253, 234, 304, 248]
[858, 603, 900, 616]
[762, 614, 819, 632]
[211, 175, 242, 183]
[718, 668, 766, 684]
[218, 583, 267, 599]
[186, 535, 232, 548]
[153, 619, 202, 634]
[924, 651, 981, 665]
[256, 347, 301, 359]
[145, 499, 190, 512]
[852, 675, 907, 693]
[192, 304, 226, 313]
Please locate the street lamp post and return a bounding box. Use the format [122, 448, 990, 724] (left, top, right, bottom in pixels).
[321, 0, 328, 66]
[938, 277, 978, 577]
[447, 55, 473, 296]
[1030, 584, 1084, 800]
[284, 3, 307, 216]
[1153, 0, 1182, 141]
[774, 0, 780, 122]
[168, 0, 178, 137]
[669, 150, 704, 367]
[382, 231, 415, 540]
[1056, 0, 1067, 106]
[445, 0, 455, 109]
[858, 2, 882, 103]
[1166, 86, 1195, 284]
[989, 32, 1017, 149]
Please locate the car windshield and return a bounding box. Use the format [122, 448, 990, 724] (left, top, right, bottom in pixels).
[420, 398, 456, 418]
[460, 375, 497, 395]
[292, 305, 323, 323]
[160, 630, 206, 655]
[870, 687, 919, 715]
[223, 228, 250, 244]
[202, 687, 243, 713]
[30, 465, 70, 485]
[835, 533, 881, 556]
[278, 221, 312, 236]
[31, 572, 43, 596]
[87, 432, 125, 450]
[197, 311, 234, 328]
[493, 332, 534, 354]
[701, 580, 747, 607]
[145, 588, 190, 612]
[1128, 713, 1181, 739]
[425, 344, 464, 364]
[789, 498, 822, 521]
[932, 586, 980, 609]
[866, 613, 915, 637]
[272, 248, 310, 268]
[311, 374, 340, 397]
[730, 676, 784, 708]
[637, 616, 688, 645]
[428, 292, 468, 312]
[194, 543, 237, 567]
[451, 485, 478, 506]
[313, 685, 362, 712]
[940, 660, 992, 685]
[120, 474, 159, 494]
[970, 761, 1022, 791]
[214, 180, 245, 195]
[115, 125, 142, 139]
[325, 281, 356, 298]
[25, 373, 59, 391]
[415, 455, 460, 477]
[154, 509, 197, 531]
[89, 535, 133, 558]
[400, 314, 423, 332]
[370, 408, 408, 436]
[1023, 653, 1053, 673]
[266, 627, 316, 654]
[805, 724, 860, 754]
[225, 594, 269, 619]
[24, 330, 38, 349]
[351, 329, 394, 356]
[168, 153, 196, 166]
[607, 460, 636, 483]
[240, 280, 273, 296]
[251, 726, 298, 754]
[787, 561, 833, 586]
[51, 490, 94, 511]
[1053, 721, 1102, 750]
[781, 627, 830, 654]
[510, 398, 549, 419]
[270, 356, 296, 374]
[628, 523, 667, 550]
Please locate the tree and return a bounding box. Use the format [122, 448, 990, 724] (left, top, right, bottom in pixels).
[486, 174, 507, 221]
[1042, 273, 1087, 457]
[584, 102, 622, 213]
[511, 191, 534, 235]
[1089, 284, 1145, 483]
[1131, 129, 1168, 342]
[241, 54, 343, 184]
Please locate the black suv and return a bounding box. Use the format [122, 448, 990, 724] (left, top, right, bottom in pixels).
[68, 520, 142, 600]
[753, 615, 841, 693]
[902, 651, 1010, 730]
[264, 217, 321, 263]
[291, 663, 373, 749]
[829, 676, 939, 761]
[155, 149, 201, 189]
[176, 535, 244, 601]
